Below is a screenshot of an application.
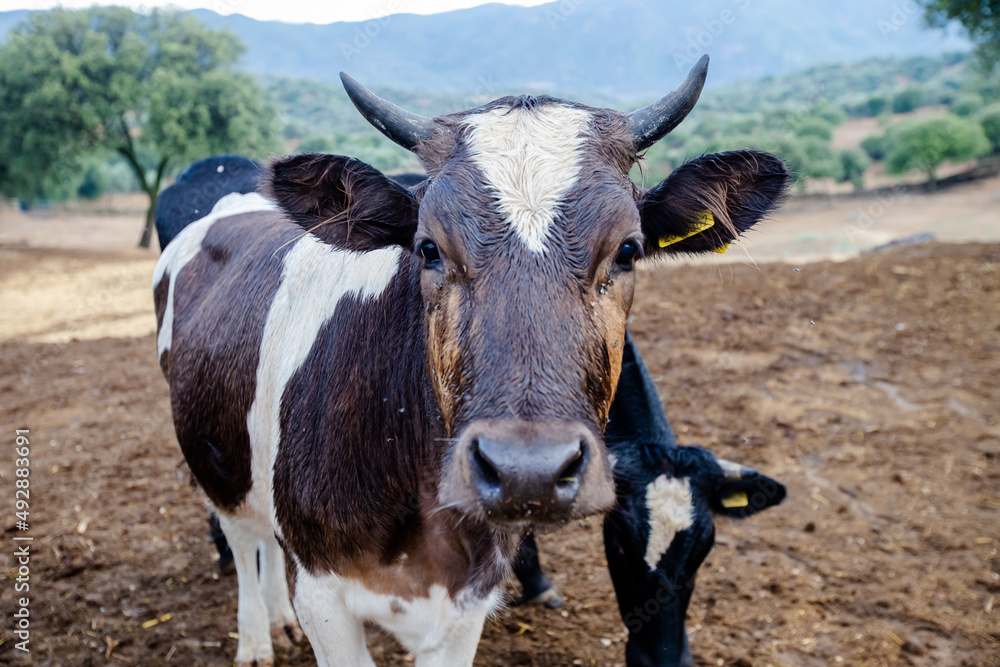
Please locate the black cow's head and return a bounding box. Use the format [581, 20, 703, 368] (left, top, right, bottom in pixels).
[263, 56, 789, 529]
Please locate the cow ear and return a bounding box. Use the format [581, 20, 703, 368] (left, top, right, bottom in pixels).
[638, 149, 788, 257]
[264, 153, 419, 251]
[709, 473, 786, 519]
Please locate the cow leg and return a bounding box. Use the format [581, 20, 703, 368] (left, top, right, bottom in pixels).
[218, 514, 274, 667]
[512, 533, 563, 608]
[292, 576, 375, 667]
[412, 595, 493, 667]
[259, 536, 304, 648]
[209, 511, 235, 574]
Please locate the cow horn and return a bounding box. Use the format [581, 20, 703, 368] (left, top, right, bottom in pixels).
[340, 72, 436, 151]
[718, 458, 758, 481]
[627, 55, 710, 153]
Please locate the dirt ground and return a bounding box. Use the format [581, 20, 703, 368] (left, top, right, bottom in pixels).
[0, 193, 998, 666]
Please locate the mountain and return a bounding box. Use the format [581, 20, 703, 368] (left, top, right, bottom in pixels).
[1, 1, 969, 100]
[193, 0, 969, 99]
[0, 9, 28, 38]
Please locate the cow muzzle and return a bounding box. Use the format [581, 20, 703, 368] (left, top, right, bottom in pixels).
[439, 419, 615, 526]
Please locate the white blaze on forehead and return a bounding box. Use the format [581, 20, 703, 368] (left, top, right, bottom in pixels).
[463, 104, 591, 253]
[644, 475, 694, 570]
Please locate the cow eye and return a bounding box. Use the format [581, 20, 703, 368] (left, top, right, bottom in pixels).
[419, 240, 442, 267]
[615, 240, 641, 267]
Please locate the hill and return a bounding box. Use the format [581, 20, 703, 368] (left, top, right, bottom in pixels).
[0, 1, 970, 99]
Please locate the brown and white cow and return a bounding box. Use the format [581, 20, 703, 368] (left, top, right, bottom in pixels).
[153, 55, 788, 666]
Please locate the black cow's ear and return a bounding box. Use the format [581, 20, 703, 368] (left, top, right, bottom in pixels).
[638, 149, 788, 257]
[264, 153, 419, 251]
[710, 474, 786, 519]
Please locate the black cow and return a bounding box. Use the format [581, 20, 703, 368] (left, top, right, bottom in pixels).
[153, 56, 788, 666]
[154, 155, 261, 250]
[516, 334, 785, 666]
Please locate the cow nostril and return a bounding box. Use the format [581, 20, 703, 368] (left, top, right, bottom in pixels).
[556, 441, 585, 488]
[470, 438, 502, 489]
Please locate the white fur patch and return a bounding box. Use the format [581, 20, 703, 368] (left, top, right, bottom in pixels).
[463, 104, 591, 253]
[153, 192, 277, 360]
[644, 475, 694, 570]
[293, 561, 500, 665]
[245, 238, 403, 533]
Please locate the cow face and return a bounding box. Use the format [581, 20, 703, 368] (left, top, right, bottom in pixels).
[264, 59, 789, 530]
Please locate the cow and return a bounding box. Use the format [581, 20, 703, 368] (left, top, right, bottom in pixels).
[198, 333, 787, 666]
[515, 333, 786, 666]
[154, 155, 261, 250]
[153, 55, 789, 667]
[203, 333, 785, 666]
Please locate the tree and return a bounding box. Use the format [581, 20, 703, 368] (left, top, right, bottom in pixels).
[979, 104, 1000, 153]
[296, 136, 335, 154]
[861, 133, 889, 160]
[0, 8, 277, 248]
[795, 117, 835, 141]
[800, 137, 843, 181]
[922, 0, 1000, 71]
[865, 95, 890, 117]
[837, 148, 872, 192]
[886, 114, 990, 187]
[951, 92, 984, 116]
[812, 101, 847, 127]
[893, 86, 925, 113]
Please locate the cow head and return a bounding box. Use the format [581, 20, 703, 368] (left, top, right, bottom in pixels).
[264, 56, 789, 530]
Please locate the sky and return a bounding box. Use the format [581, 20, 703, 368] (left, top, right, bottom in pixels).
[0, 0, 552, 23]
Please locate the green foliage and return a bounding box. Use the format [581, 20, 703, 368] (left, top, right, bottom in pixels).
[864, 95, 890, 116]
[951, 92, 984, 116]
[886, 114, 990, 182]
[800, 137, 843, 180]
[0, 8, 278, 246]
[761, 106, 800, 132]
[921, 0, 1000, 71]
[861, 134, 889, 160]
[892, 87, 925, 113]
[296, 136, 335, 154]
[77, 165, 106, 200]
[147, 69, 276, 164]
[699, 53, 966, 118]
[812, 101, 847, 127]
[978, 104, 1000, 153]
[837, 148, 872, 191]
[727, 115, 763, 135]
[795, 117, 835, 141]
[692, 115, 724, 139]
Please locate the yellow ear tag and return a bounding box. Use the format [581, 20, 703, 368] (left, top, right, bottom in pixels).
[658, 209, 715, 248]
[713, 242, 730, 254]
[720, 491, 749, 508]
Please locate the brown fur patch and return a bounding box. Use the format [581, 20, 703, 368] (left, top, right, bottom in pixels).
[167, 211, 301, 511]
